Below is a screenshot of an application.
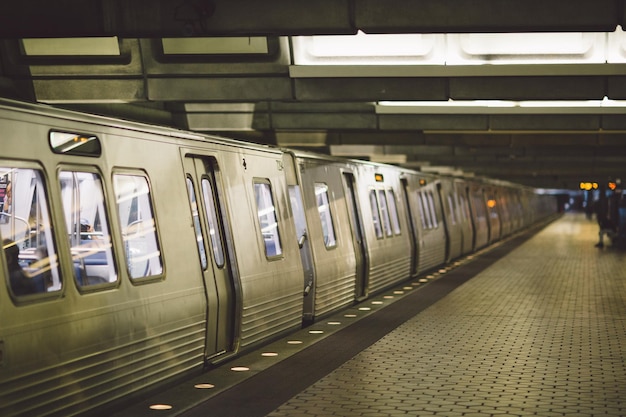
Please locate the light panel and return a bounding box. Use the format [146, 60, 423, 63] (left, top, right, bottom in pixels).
[377, 98, 626, 114]
[293, 27, 626, 66]
[21, 37, 120, 56]
[161, 37, 268, 55]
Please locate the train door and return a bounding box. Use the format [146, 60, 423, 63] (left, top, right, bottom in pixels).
[288, 185, 316, 322]
[401, 178, 418, 277]
[343, 172, 368, 300]
[184, 155, 236, 360]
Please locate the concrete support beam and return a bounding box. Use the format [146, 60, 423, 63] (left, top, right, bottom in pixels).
[0, 0, 621, 37]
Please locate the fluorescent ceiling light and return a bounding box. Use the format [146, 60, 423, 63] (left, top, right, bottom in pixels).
[378, 98, 626, 108]
[303, 32, 436, 57]
[379, 100, 517, 108]
[293, 26, 626, 65]
[376, 98, 626, 115]
[519, 98, 626, 108]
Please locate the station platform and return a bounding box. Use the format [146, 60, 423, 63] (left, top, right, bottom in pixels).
[113, 212, 626, 417]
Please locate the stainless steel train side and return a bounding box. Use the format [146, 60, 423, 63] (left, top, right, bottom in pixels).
[181, 144, 304, 351]
[467, 179, 492, 251]
[0, 101, 305, 416]
[0, 104, 211, 416]
[283, 151, 360, 320]
[435, 176, 464, 263]
[453, 178, 476, 256]
[352, 162, 414, 295]
[402, 171, 448, 275]
[0, 99, 558, 417]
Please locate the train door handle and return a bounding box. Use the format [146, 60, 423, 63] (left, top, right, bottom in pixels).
[303, 277, 313, 296]
[298, 232, 308, 249]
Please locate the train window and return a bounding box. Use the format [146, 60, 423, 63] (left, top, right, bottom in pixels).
[416, 191, 427, 230]
[369, 190, 383, 238]
[377, 190, 392, 237]
[498, 195, 509, 223]
[386, 189, 401, 235]
[49, 131, 101, 157]
[114, 174, 163, 279]
[458, 194, 469, 222]
[289, 185, 309, 244]
[447, 195, 457, 226]
[514, 194, 522, 220]
[427, 192, 439, 228]
[186, 177, 208, 270]
[59, 171, 117, 288]
[472, 194, 487, 220]
[314, 183, 337, 248]
[253, 181, 283, 258]
[487, 195, 499, 219]
[201, 178, 225, 268]
[1, 167, 61, 297]
[418, 191, 433, 229]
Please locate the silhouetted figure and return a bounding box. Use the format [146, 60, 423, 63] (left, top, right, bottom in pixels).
[594, 196, 613, 248]
[3, 239, 36, 295]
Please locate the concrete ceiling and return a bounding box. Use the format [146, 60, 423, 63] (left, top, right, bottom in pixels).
[1, 0, 626, 190]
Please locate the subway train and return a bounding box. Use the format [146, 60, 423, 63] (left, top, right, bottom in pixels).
[0, 98, 557, 417]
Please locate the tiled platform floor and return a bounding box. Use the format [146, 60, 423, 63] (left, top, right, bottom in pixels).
[267, 213, 626, 417]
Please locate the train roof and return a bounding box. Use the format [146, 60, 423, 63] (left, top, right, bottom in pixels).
[0, 97, 547, 191]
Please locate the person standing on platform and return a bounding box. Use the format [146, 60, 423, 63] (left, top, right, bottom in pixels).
[594, 185, 613, 248]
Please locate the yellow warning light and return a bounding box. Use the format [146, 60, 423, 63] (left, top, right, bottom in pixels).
[608, 181, 617, 190]
[419, 179, 427, 186]
[579, 182, 598, 191]
[374, 173, 384, 182]
[487, 199, 496, 208]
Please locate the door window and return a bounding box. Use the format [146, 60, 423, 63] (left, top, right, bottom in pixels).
[369, 189, 383, 238]
[386, 189, 401, 235]
[427, 191, 439, 228]
[201, 178, 225, 268]
[315, 183, 337, 248]
[377, 189, 392, 237]
[447, 194, 457, 225]
[186, 177, 208, 270]
[254, 180, 282, 258]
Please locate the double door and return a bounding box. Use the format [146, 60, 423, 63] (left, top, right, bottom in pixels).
[184, 154, 236, 359]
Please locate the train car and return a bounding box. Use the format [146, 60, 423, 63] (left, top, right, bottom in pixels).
[434, 176, 466, 263]
[183, 143, 304, 352]
[281, 150, 361, 321]
[0, 99, 306, 417]
[402, 171, 447, 274]
[466, 179, 491, 251]
[483, 183, 502, 244]
[0, 98, 558, 417]
[453, 178, 475, 256]
[352, 162, 413, 295]
[496, 185, 519, 238]
[0, 105, 211, 416]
